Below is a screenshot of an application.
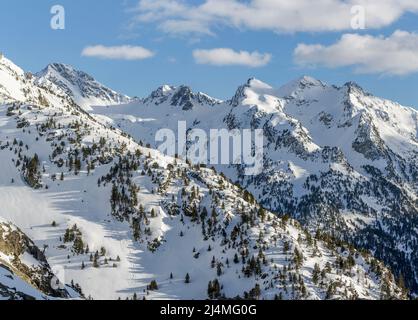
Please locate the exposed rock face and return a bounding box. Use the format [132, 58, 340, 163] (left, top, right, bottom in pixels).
[352, 114, 387, 161]
[0, 220, 70, 299]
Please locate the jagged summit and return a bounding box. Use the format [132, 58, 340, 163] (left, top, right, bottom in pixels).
[41, 62, 81, 74]
[35, 62, 131, 111]
[143, 84, 222, 110]
[229, 78, 274, 107]
[343, 81, 370, 96]
[150, 84, 176, 97]
[276, 75, 328, 98]
[296, 75, 324, 86]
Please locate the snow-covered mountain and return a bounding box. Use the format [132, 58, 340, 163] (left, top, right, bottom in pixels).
[93, 76, 418, 294]
[0, 54, 411, 299]
[35, 63, 131, 111]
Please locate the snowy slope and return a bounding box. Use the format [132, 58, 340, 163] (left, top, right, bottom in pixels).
[0, 54, 406, 300]
[1, 264, 48, 300]
[0, 55, 53, 105]
[0, 55, 28, 102]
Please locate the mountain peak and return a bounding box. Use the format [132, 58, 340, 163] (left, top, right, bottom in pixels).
[0, 53, 32, 103]
[343, 81, 368, 95]
[145, 84, 220, 110]
[0, 53, 25, 76]
[38, 63, 95, 83]
[147, 85, 176, 101]
[276, 75, 327, 98]
[230, 78, 274, 107]
[46, 62, 75, 71]
[287, 75, 326, 90]
[35, 63, 130, 110]
[297, 75, 323, 85]
[246, 77, 273, 90]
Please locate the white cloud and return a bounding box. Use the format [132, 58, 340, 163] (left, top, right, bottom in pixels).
[131, 0, 418, 35]
[81, 45, 155, 60]
[193, 48, 272, 67]
[159, 20, 214, 36]
[294, 30, 418, 76]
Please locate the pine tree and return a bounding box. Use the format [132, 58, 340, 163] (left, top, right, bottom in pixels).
[312, 263, 321, 285]
[211, 256, 216, 268]
[208, 279, 221, 299]
[185, 273, 190, 284]
[148, 280, 158, 291]
[73, 236, 84, 255]
[234, 253, 239, 264]
[258, 207, 266, 222]
[207, 281, 213, 299]
[217, 263, 222, 276]
[93, 255, 99, 268]
[24, 154, 41, 188]
[250, 284, 261, 300]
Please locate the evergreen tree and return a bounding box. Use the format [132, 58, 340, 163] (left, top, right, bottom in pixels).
[73, 236, 84, 255]
[312, 263, 321, 285]
[234, 253, 240, 264]
[217, 263, 222, 276]
[93, 255, 99, 268]
[148, 280, 158, 291]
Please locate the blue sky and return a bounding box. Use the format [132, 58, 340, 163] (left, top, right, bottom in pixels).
[1, 0, 418, 108]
